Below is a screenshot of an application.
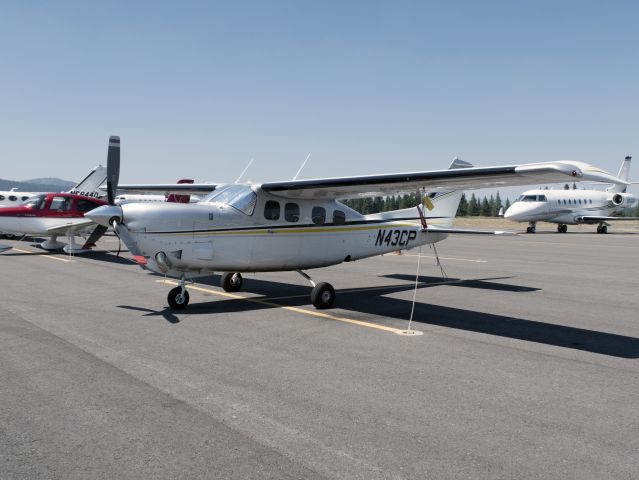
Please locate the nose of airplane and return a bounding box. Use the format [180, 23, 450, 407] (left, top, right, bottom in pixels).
[503, 203, 524, 220]
[86, 205, 123, 227]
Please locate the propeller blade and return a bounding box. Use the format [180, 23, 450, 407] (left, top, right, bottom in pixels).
[81, 224, 108, 249]
[112, 220, 147, 264]
[106, 136, 120, 205]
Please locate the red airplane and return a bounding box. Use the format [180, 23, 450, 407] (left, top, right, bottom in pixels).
[0, 192, 107, 253]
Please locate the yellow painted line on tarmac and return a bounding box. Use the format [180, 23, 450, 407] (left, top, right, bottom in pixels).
[158, 280, 410, 334]
[11, 248, 73, 262]
[399, 253, 488, 263]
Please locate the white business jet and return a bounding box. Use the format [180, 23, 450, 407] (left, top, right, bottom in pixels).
[87, 137, 624, 310]
[504, 156, 638, 233]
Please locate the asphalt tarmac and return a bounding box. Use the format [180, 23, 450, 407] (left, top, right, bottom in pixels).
[1, 231, 638, 479]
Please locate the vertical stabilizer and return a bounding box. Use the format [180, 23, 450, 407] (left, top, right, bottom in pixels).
[607, 156, 631, 193]
[67, 165, 108, 198]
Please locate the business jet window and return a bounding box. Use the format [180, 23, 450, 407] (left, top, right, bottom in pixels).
[518, 195, 538, 202]
[312, 206, 326, 225]
[285, 203, 300, 222]
[537, 195, 547, 202]
[579, 200, 582, 204]
[24, 195, 46, 210]
[202, 185, 257, 215]
[264, 200, 280, 220]
[9, 195, 17, 201]
[0, 195, 4, 201]
[333, 210, 346, 225]
[589, 199, 592, 204]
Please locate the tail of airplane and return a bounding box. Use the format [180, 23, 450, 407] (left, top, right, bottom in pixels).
[607, 156, 631, 193]
[364, 158, 471, 227]
[166, 179, 194, 203]
[67, 165, 107, 198]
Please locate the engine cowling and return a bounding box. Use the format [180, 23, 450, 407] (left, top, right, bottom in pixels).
[610, 193, 626, 206]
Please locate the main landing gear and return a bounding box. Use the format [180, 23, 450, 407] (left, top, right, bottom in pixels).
[526, 222, 536, 234]
[557, 224, 568, 233]
[596, 224, 608, 234]
[167, 275, 190, 310]
[165, 270, 336, 311]
[297, 270, 335, 309]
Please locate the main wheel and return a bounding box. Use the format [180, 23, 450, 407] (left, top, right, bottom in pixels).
[600, 225, 607, 234]
[530, 226, 536, 233]
[561, 224, 567, 233]
[557, 225, 562, 233]
[168, 286, 189, 309]
[596, 225, 602, 234]
[526, 227, 532, 233]
[220, 272, 243, 292]
[311, 282, 335, 309]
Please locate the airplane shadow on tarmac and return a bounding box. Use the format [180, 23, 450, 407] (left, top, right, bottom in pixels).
[118, 273, 639, 359]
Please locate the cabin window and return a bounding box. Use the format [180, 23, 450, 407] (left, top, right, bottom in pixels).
[312, 206, 326, 225]
[50, 196, 72, 211]
[578, 199, 582, 204]
[9, 195, 17, 201]
[285, 203, 300, 222]
[589, 199, 592, 204]
[0, 195, 4, 201]
[537, 195, 547, 202]
[77, 198, 100, 213]
[264, 200, 280, 220]
[24, 195, 46, 210]
[21, 196, 29, 202]
[333, 210, 346, 225]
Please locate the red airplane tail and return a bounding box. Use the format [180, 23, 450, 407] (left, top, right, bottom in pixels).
[166, 179, 194, 203]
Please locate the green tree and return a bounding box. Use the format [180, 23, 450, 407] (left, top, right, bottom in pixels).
[457, 193, 469, 216]
[480, 196, 491, 216]
[469, 193, 480, 216]
[504, 197, 511, 211]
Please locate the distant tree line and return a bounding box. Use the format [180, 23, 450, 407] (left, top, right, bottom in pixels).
[341, 191, 509, 217]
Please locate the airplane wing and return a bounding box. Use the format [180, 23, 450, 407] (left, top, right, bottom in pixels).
[260, 161, 624, 199]
[46, 219, 96, 235]
[423, 226, 517, 236]
[579, 216, 639, 223]
[100, 183, 219, 195]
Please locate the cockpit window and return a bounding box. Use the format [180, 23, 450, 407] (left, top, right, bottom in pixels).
[537, 195, 547, 202]
[24, 194, 46, 210]
[517, 194, 547, 202]
[202, 185, 257, 215]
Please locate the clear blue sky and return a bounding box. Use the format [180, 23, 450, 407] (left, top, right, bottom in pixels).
[1, 0, 637, 193]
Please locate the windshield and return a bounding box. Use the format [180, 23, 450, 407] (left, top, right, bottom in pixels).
[24, 194, 46, 210]
[202, 185, 257, 215]
[516, 194, 546, 202]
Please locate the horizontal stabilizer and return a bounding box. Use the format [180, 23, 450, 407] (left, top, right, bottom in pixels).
[422, 226, 517, 236]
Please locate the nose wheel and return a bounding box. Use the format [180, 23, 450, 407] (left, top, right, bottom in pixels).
[167, 275, 190, 309]
[526, 224, 536, 233]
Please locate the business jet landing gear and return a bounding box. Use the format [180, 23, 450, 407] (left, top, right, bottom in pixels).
[557, 224, 568, 233]
[221, 272, 243, 292]
[297, 270, 335, 309]
[168, 275, 190, 310]
[596, 224, 608, 234]
[526, 222, 536, 234]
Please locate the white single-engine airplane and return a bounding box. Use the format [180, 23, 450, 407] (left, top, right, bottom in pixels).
[87, 137, 626, 310]
[504, 156, 639, 233]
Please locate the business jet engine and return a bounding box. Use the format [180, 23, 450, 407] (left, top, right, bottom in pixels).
[609, 193, 631, 207]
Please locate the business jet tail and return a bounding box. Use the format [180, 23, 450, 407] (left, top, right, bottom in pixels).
[607, 156, 632, 193]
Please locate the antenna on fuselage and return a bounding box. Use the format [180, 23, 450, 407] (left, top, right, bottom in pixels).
[292, 153, 311, 180]
[235, 158, 254, 183]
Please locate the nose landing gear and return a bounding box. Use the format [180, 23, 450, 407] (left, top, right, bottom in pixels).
[167, 275, 190, 309]
[526, 222, 536, 234]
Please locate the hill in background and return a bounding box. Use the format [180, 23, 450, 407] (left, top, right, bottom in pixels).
[0, 177, 75, 193]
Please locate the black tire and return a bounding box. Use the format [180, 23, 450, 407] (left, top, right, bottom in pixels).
[168, 286, 189, 310]
[526, 227, 531, 233]
[530, 226, 536, 233]
[557, 225, 562, 233]
[596, 226, 602, 234]
[221, 272, 243, 292]
[562, 225, 567, 233]
[311, 282, 335, 309]
[601, 225, 607, 234]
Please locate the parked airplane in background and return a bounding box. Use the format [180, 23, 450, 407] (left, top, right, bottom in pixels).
[0, 165, 106, 208]
[504, 156, 638, 233]
[114, 179, 198, 204]
[86, 137, 625, 310]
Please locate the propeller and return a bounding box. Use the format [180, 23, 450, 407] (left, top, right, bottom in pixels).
[106, 136, 120, 205]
